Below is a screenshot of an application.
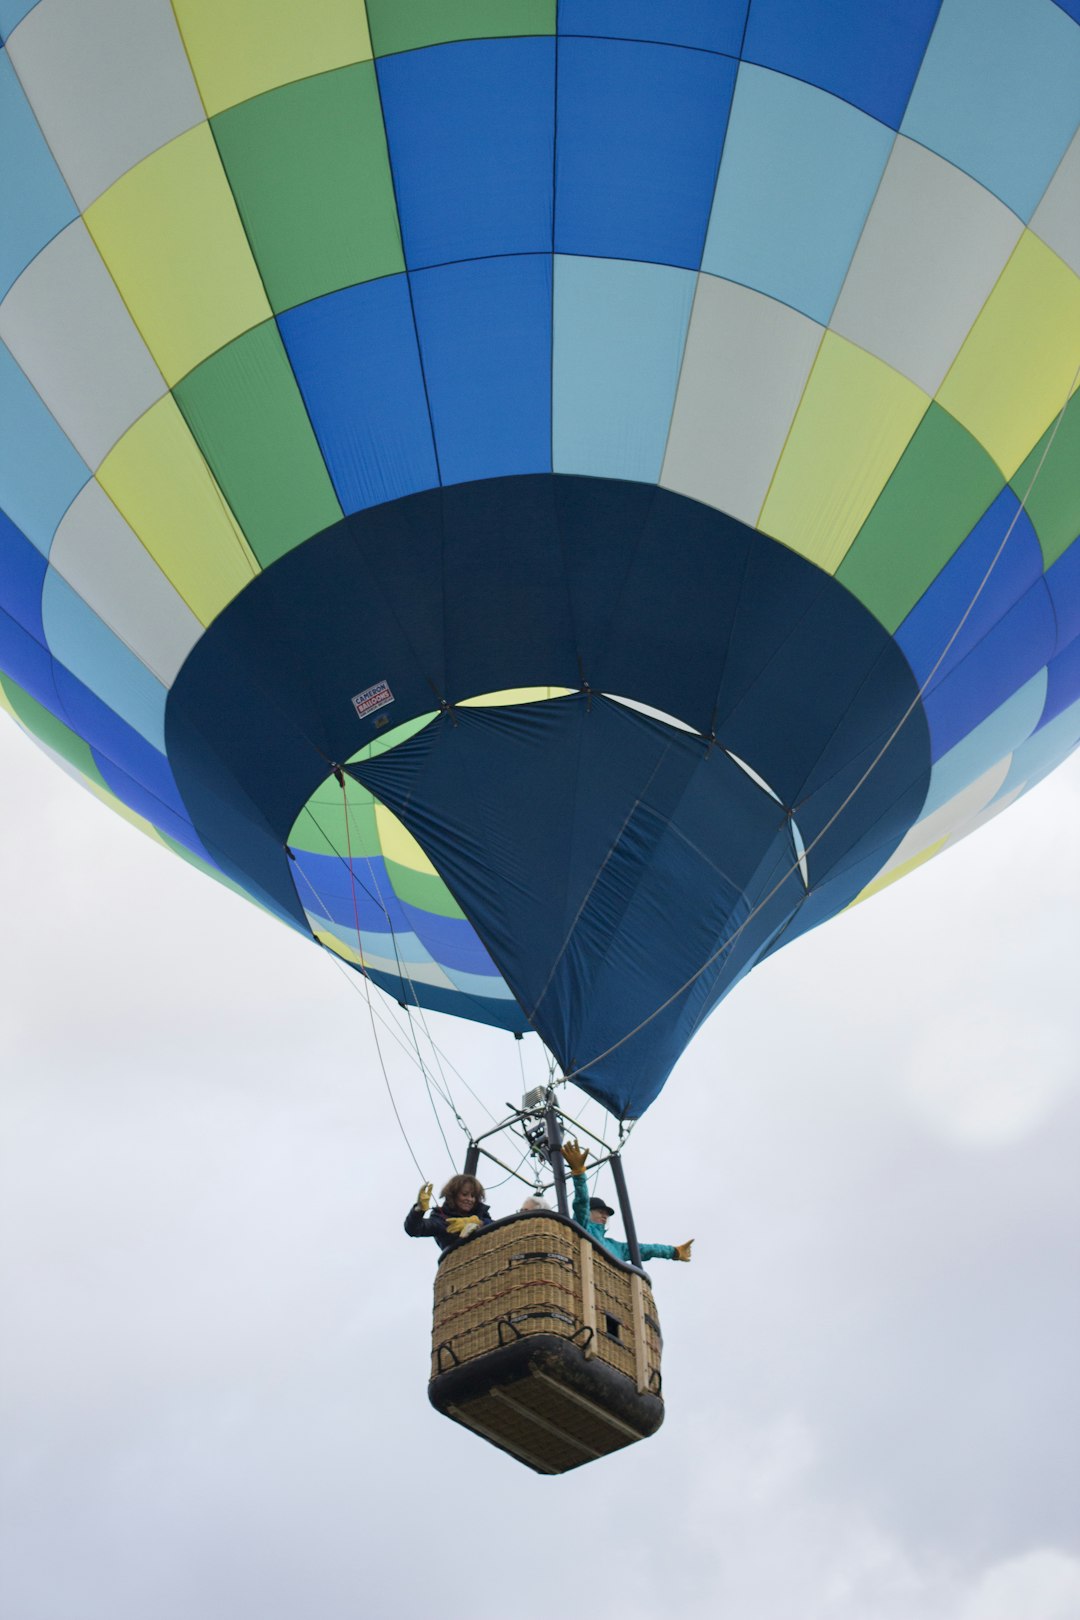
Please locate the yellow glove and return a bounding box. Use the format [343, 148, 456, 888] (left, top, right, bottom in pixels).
[445, 1215, 482, 1237]
[416, 1182, 433, 1212]
[674, 1240, 694, 1263]
[560, 1139, 589, 1176]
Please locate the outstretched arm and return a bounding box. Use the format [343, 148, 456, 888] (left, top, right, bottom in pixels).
[637, 1239, 693, 1262]
[558, 1140, 591, 1225]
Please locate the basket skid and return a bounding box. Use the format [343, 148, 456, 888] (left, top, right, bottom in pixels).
[430, 1334, 663, 1474]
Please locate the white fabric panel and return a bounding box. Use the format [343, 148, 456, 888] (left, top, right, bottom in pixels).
[0, 220, 165, 469]
[830, 137, 1022, 396]
[660, 277, 823, 527]
[1031, 127, 1080, 278]
[6, 0, 204, 209]
[48, 480, 202, 686]
[872, 756, 1011, 882]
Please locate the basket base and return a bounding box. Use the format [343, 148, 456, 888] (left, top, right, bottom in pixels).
[429, 1334, 664, 1474]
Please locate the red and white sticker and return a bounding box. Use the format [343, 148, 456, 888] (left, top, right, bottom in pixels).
[352, 679, 394, 720]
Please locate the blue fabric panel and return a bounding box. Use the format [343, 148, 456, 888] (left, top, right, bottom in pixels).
[0, 598, 59, 706]
[921, 673, 1047, 815]
[1052, 0, 1080, 23]
[555, 37, 736, 268]
[742, 0, 941, 128]
[558, 0, 749, 53]
[410, 255, 552, 486]
[278, 277, 437, 515]
[376, 37, 554, 270]
[41, 571, 167, 751]
[1045, 534, 1080, 654]
[0, 340, 89, 555]
[360, 961, 529, 1032]
[1041, 636, 1080, 727]
[91, 752, 207, 854]
[0, 507, 45, 640]
[552, 256, 694, 482]
[702, 64, 894, 323]
[290, 849, 414, 935]
[901, 0, 1080, 220]
[52, 666, 185, 810]
[918, 581, 1055, 759]
[0, 3, 39, 42]
[897, 491, 1043, 692]
[0, 51, 77, 297]
[400, 899, 505, 975]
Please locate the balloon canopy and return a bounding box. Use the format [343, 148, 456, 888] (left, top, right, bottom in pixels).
[2, 0, 1079, 1117]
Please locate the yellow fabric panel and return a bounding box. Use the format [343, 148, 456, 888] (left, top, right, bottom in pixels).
[850, 836, 948, 906]
[313, 926, 363, 965]
[757, 334, 930, 574]
[375, 801, 440, 875]
[460, 686, 574, 707]
[97, 397, 259, 626]
[937, 232, 1080, 478]
[84, 778, 172, 847]
[173, 0, 373, 116]
[84, 124, 271, 386]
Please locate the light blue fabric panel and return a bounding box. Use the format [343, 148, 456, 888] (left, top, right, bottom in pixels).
[702, 64, 894, 323]
[552, 255, 695, 482]
[921, 671, 1047, 816]
[41, 570, 167, 750]
[0, 48, 76, 295]
[314, 916, 398, 958]
[0, 1, 40, 41]
[901, 0, 1080, 220]
[444, 965, 518, 999]
[0, 339, 88, 554]
[995, 692, 1080, 797]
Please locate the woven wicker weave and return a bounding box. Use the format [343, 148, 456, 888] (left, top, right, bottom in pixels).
[428, 1212, 664, 1472]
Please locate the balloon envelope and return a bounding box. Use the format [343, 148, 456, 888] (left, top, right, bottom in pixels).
[1, 1, 1079, 1116]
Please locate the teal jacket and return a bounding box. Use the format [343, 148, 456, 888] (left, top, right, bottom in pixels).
[570, 1173, 676, 1264]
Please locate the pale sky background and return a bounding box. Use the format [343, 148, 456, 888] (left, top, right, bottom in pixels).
[1, 718, 1078, 1620]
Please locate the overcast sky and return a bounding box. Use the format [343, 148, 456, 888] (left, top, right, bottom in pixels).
[1, 718, 1078, 1620]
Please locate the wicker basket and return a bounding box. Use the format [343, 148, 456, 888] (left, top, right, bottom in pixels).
[428, 1212, 664, 1473]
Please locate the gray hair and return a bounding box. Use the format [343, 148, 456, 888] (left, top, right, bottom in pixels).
[519, 1196, 551, 1212]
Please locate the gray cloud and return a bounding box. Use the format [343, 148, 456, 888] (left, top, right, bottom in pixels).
[2, 723, 1078, 1618]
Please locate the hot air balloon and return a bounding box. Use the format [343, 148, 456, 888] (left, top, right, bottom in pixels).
[2, 0, 1079, 1469]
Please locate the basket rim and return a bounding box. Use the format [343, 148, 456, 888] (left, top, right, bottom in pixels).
[436, 1208, 654, 1282]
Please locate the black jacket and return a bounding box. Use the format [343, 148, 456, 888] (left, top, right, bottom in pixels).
[404, 1199, 493, 1253]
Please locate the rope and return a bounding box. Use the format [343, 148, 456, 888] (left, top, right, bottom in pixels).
[563, 363, 1080, 1084]
[336, 770, 458, 1167]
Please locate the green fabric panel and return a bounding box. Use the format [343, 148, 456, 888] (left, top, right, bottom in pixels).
[347, 711, 436, 763]
[0, 675, 107, 787]
[836, 403, 1003, 633]
[366, 0, 555, 55]
[291, 788, 379, 857]
[1010, 391, 1080, 569]
[174, 320, 342, 568]
[385, 856, 466, 918]
[211, 63, 403, 312]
